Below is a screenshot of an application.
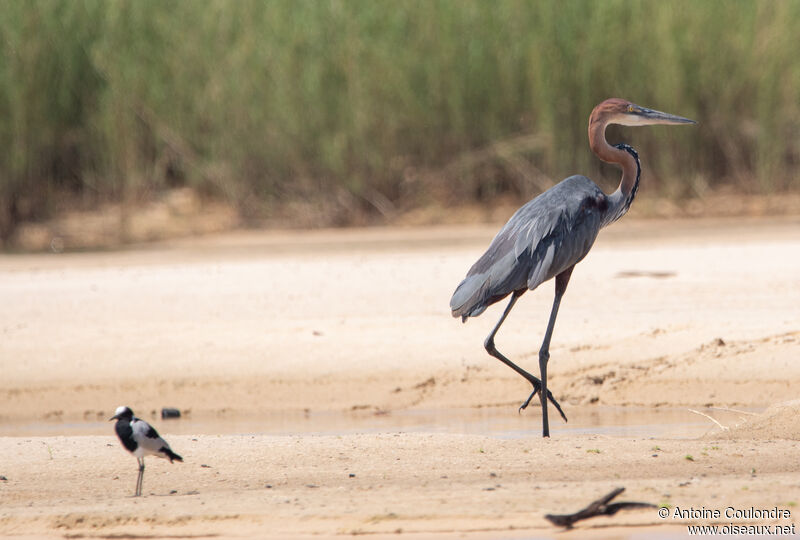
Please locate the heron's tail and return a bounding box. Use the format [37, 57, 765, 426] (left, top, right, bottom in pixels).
[450, 274, 490, 322]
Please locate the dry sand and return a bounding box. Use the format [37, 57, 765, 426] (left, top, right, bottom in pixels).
[1, 216, 799, 539]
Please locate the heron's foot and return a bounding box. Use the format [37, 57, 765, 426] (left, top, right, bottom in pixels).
[518, 384, 568, 423]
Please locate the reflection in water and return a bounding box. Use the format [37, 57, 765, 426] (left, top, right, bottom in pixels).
[0, 405, 746, 438]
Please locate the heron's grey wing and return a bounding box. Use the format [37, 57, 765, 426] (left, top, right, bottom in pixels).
[516, 191, 605, 291]
[131, 418, 175, 458]
[449, 195, 555, 317]
[450, 176, 606, 319]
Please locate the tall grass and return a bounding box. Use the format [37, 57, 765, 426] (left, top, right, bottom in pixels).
[1, 0, 799, 241]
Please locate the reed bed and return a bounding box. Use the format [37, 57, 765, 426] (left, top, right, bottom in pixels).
[1, 0, 798, 241]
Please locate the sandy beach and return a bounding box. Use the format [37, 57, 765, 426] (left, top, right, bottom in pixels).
[1, 216, 799, 539]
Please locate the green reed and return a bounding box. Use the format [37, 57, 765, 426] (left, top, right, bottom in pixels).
[1, 0, 798, 241]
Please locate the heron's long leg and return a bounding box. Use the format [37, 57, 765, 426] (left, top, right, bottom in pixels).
[483, 290, 566, 421]
[136, 458, 144, 497]
[537, 266, 574, 438]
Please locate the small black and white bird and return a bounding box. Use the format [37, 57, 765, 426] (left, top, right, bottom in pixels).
[110, 406, 183, 496]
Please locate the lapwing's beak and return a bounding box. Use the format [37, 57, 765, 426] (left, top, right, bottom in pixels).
[109, 414, 119, 421]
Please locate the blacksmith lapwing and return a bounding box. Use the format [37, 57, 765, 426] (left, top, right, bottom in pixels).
[110, 406, 183, 496]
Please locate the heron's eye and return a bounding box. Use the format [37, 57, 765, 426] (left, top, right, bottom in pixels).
[627, 105, 634, 112]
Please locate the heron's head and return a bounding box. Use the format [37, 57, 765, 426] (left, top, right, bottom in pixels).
[110, 405, 134, 421]
[594, 98, 696, 127]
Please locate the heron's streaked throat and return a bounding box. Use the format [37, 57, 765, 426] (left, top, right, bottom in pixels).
[588, 113, 641, 228]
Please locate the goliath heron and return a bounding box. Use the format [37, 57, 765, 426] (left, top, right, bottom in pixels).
[450, 98, 695, 437]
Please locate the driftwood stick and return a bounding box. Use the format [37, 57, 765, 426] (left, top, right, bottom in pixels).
[545, 487, 656, 529]
[688, 408, 730, 431]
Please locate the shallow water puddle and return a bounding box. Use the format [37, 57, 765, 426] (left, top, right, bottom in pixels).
[0, 405, 747, 438]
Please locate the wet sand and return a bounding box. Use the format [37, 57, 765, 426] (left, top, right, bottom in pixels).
[1, 217, 799, 538]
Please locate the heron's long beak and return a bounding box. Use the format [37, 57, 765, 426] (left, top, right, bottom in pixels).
[617, 104, 696, 127]
[613, 104, 696, 127]
[635, 105, 696, 125]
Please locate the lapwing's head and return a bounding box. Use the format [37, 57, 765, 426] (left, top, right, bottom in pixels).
[110, 405, 134, 421]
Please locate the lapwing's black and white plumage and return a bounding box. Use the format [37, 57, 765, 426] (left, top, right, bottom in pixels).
[110, 406, 183, 496]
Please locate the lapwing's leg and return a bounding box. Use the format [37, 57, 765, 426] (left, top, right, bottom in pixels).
[136, 458, 145, 497]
